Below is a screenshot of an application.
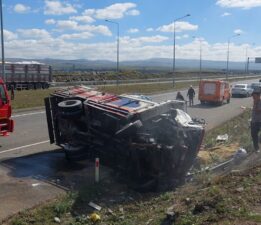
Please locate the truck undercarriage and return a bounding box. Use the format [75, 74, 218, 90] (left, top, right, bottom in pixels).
[45, 86, 204, 191]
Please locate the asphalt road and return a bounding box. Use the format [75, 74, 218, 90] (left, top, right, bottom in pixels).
[0, 78, 257, 156]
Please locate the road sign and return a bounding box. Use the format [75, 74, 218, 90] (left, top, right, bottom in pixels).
[255, 57, 261, 63]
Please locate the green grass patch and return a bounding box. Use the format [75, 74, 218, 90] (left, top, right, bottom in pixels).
[10, 89, 54, 110]
[8, 75, 257, 110]
[9, 81, 198, 110]
[204, 109, 253, 151]
[99, 81, 198, 95]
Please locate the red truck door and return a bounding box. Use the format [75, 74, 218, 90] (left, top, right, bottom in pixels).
[0, 81, 14, 134]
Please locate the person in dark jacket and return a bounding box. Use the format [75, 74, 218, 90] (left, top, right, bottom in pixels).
[187, 85, 195, 106]
[251, 89, 261, 152]
[176, 91, 185, 101]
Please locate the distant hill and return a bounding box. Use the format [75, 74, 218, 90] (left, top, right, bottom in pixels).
[5, 57, 261, 72]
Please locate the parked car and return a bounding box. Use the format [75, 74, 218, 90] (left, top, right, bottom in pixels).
[251, 82, 261, 92]
[231, 84, 253, 97]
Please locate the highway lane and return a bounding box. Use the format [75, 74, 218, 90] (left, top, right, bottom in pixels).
[0, 78, 258, 154]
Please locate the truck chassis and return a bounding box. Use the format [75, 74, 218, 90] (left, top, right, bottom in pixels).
[45, 86, 204, 191]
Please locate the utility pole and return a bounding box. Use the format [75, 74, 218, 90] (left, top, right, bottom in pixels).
[105, 20, 120, 86]
[0, 0, 5, 82]
[226, 33, 240, 81]
[172, 14, 190, 87]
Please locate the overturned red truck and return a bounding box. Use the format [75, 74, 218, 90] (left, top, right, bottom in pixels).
[0, 78, 14, 136]
[45, 86, 204, 190]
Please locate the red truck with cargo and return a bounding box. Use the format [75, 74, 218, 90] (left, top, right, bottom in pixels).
[0, 62, 52, 90]
[0, 78, 13, 135]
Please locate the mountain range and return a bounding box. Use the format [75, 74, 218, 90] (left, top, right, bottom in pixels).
[5, 58, 261, 72]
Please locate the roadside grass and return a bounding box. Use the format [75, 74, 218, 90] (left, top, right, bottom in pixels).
[9, 76, 258, 110]
[99, 81, 198, 95]
[8, 165, 261, 225]
[9, 81, 198, 110]
[10, 89, 54, 110]
[203, 108, 252, 150]
[7, 109, 261, 225]
[197, 109, 253, 166]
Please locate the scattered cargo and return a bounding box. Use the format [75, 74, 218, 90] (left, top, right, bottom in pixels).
[45, 86, 205, 191]
[1, 62, 52, 90]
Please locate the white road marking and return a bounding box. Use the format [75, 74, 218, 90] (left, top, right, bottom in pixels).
[0, 140, 49, 154]
[12, 111, 45, 118]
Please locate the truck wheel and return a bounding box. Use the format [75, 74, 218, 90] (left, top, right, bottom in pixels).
[58, 99, 83, 119]
[64, 145, 88, 161]
[58, 100, 82, 112]
[28, 84, 34, 90]
[44, 83, 49, 89]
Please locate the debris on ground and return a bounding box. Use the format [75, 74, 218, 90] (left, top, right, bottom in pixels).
[89, 213, 100, 222]
[216, 133, 229, 142]
[88, 202, 102, 211]
[54, 217, 61, 223]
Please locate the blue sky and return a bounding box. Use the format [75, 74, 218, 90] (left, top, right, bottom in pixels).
[2, 0, 261, 62]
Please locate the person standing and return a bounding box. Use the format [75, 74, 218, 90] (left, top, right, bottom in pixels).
[251, 89, 261, 152]
[176, 91, 185, 101]
[187, 85, 195, 106]
[11, 85, 15, 100]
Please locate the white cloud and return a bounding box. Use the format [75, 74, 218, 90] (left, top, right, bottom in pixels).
[4, 33, 261, 62]
[17, 29, 51, 39]
[183, 34, 189, 39]
[76, 25, 112, 36]
[216, 0, 261, 9]
[121, 35, 169, 46]
[59, 32, 93, 40]
[128, 28, 139, 33]
[45, 19, 56, 25]
[146, 28, 154, 32]
[56, 20, 78, 30]
[157, 21, 198, 33]
[14, 4, 31, 13]
[70, 15, 95, 23]
[234, 29, 243, 34]
[55, 20, 112, 36]
[44, 0, 77, 15]
[87, 3, 139, 19]
[83, 9, 96, 16]
[126, 9, 140, 16]
[4, 30, 18, 41]
[221, 12, 231, 17]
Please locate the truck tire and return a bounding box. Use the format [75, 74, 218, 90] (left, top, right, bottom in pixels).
[43, 83, 49, 89]
[63, 144, 88, 161]
[28, 84, 34, 90]
[34, 83, 42, 89]
[58, 100, 82, 113]
[58, 99, 83, 119]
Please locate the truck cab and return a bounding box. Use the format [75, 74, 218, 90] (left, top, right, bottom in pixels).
[0, 78, 13, 135]
[198, 80, 231, 105]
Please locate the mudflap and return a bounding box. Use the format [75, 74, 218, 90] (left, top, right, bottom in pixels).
[45, 97, 55, 144]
